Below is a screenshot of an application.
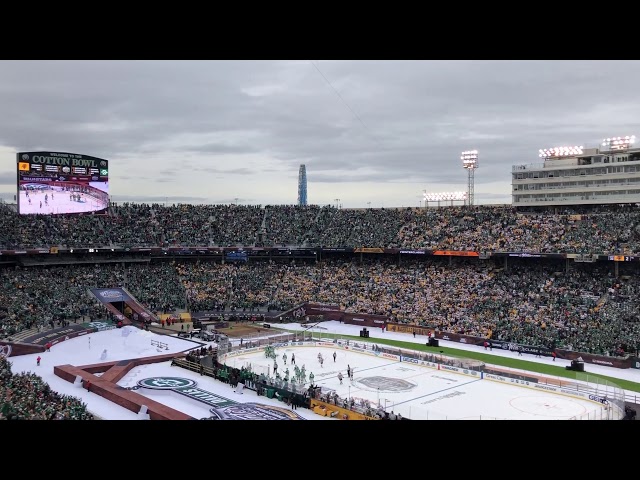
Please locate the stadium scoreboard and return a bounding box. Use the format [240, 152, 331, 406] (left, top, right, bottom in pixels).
[607, 255, 639, 262]
[17, 151, 110, 215]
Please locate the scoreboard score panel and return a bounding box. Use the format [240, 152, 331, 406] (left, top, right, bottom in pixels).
[17, 151, 110, 215]
[607, 255, 639, 262]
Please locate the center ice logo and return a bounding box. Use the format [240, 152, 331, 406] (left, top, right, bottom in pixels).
[138, 377, 196, 389]
[136, 376, 306, 420]
[357, 376, 417, 392]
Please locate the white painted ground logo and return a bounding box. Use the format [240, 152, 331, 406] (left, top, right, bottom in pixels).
[208, 403, 306, 420]
[0, 345, 12, 358]
[138, 377, 196, 389]
[136, 376, 305, 420]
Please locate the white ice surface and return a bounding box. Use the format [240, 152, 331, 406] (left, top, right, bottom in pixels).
[7, 321, 639, 420]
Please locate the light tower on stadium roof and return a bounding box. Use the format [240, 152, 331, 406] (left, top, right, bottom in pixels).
[297, 164, 308, 206]
[423, 190, 467, 207]
[538, 145, 584, 158]
[601, 135, 636, 151]
[461, 150, 478, 206]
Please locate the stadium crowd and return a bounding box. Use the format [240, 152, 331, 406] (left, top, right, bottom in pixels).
[1, 201, 640, 420]
[2, 257, 638, 357]
[0, 357, 93, 420]
[1, 202, 640, 254]
[0, 263, 185, 338]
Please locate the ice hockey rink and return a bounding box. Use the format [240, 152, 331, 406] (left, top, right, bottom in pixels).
[6, 323, 627, 420]
[223, 344, 609, 420]
[18, 189, 108, 214]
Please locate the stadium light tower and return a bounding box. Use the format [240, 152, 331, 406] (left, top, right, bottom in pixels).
[297, 164, 308, 206]
[461, 150, 478, 206]
[423, 191, 467, 207]
[601, 135, 636, 151]
[538, 146, 584, 158]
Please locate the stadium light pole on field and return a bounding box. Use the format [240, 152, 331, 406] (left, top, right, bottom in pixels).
[461, 150, 478, 206]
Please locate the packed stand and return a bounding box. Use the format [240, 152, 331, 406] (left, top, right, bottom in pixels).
[0, 357, 93, 420]
[2, 201, 640, 253]
[108, 202, 162, 246]
[314, 208, 414, 248]
[170, 258, 640, 357]
[177, 261, 284, 312]
[0, 263, 185, 339]
[264, 205, 324, 246]
[301, 206, 340, 247]
[152, 204, 262, 246]
[124, 262, 186, 312]
[2, 258, 640, 356]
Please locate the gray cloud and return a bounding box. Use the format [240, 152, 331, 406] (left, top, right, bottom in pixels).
[204, 167, 253, 175]
[0, 60, 639, 207]
[0, 172, 16, 186]
[111, 195, 209, 203]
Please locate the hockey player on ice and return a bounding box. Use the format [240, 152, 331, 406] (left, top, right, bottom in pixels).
[319, 356, 324, 368]
[282, 352, 287, 365]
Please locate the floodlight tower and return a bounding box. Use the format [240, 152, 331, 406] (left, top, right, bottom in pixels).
[297, 164, 308, 206]
[461, 150, 478, 206]
[423, 191, 467, 207]
[538, 146, 584, 159]
[601, 135, 636, 151]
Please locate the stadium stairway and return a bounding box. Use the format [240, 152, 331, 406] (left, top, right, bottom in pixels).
[9, 327, 41, 342]
[596, 293, 609, 308]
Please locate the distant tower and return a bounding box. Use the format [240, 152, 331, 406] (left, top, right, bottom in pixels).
[297, 164, 308, 206]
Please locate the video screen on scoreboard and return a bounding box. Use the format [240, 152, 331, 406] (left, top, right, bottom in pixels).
[17, 151, 110, 215]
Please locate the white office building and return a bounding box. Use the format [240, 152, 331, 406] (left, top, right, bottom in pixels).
[512, 136, 640, 207]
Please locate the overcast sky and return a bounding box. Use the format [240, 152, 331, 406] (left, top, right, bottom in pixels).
[0, 60, 639, 208]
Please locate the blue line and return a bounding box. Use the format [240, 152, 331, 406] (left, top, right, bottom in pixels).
[392, 378, 482, 407]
